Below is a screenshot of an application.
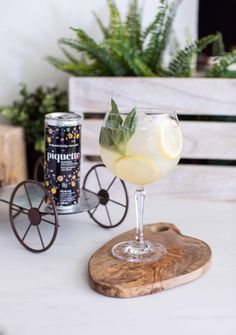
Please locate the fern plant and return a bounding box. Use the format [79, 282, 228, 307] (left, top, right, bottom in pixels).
[206, 32, 236, 78]
[47, 0, 218, 77]
[206, 52, 236, 78]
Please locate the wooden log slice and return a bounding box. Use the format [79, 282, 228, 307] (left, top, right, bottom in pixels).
[88, 223, 212, 298]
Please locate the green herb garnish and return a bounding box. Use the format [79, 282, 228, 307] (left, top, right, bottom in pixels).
[99, 99, 137, 155]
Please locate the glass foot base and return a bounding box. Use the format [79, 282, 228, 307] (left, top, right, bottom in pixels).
[111, 240, 167, 263]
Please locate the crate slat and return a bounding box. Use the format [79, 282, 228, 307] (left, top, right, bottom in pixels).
[70, 77, 236, 200]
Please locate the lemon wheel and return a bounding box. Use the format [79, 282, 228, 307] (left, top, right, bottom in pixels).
[114, 155, 160, 185]
[158, 117, 182, 160]
[83, 164, 129, 228]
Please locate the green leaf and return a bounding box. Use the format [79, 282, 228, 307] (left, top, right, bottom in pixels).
[107, 40, 154, 76]
[123, 107, 137, 129]
[106, 98, 123, 128]
[107, 0, 124, 41]
[111, 98, 119, 114]
[35, 138, 45, 153]
[45, 55, 69, 69]
[126, 0, 142, 51]
[142, 0, 165, 40]
[93, 11, 110, 38]
[133, 58, 155, 76]
[60, 46, 79, 63]
[143, 1, 167, 69]
[123, 107, 137, 141]
[19, 83, 28, 98]
[46, 55, 100, 76]
[207, 51, 236, 78]
[168, 34, 218, 77]
[212, 31, 225, 57]
[168, 32, 180, 57]
[100, 100, 137, 155]
[59, 32, 126, 76]
[143, 0, 182, 71]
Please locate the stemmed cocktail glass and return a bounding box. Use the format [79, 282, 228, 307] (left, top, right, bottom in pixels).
[99, 101, 182, 263]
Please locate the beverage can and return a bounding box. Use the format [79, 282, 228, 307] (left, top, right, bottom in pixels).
[44, 112, 81, 210]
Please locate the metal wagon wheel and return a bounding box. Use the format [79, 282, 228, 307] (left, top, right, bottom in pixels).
[83, 164, 129, 228]
[33, 154, 44, 182]
[9, 180, 58, 253]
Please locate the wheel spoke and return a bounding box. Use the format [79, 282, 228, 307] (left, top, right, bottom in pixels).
[24, 184, 33, 208]
[12, 205, 29, 213]
[106, 177, 117, 192]
[38, 194, 46, 210]
[12, 208, 28, 218]
[90, 205, 98, 216]
[41, 218, 56, 226]
[22, 223, 32, 242]
[12, 208, 26, 219]
[36, 226, 45, 249]
[94, 168, 102, 189]
[105, 205, 112, 226]
[109, 198, 126, 207]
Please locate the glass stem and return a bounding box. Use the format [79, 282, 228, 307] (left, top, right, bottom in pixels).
[135, 186, 145, 244]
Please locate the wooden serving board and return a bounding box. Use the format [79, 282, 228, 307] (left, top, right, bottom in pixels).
[89, 223, 212, 298]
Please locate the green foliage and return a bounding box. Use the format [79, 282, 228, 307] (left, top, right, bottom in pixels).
[168, 35, 218, 77]
[99, 99, 137, 155]
[206, 51, 236, 78]
[0, 84, 68, 153]
[204, 32, 236, 78]
[126, 0, 142, 51]
[47, 0, 217, 77]
[212, 32, 225, 57]
[143, 0, 183, 71]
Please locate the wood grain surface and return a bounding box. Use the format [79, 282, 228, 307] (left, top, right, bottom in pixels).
[69, 77, 236, 115]
[89, 223, 212, 298]
[0, 124, 27, 185]
[81, 161, 236, 201]
[82, 119, 236, 159]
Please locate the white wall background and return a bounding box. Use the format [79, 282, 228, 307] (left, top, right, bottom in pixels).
[0, 0, 199, 105]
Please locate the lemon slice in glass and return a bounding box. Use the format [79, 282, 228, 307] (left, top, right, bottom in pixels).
[114, 156, 160, 185]
[158, 118, 182, 159]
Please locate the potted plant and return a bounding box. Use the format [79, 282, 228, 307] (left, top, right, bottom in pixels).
[47, 0, 236, 115]
[0, 84, 68, 178]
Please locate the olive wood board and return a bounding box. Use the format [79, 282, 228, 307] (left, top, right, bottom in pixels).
[88, 223, 212, 298]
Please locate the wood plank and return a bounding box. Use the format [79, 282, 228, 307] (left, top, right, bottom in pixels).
[89, 222, 212, 298]
[81, 161, 236, 201]
[81, 119, 236, 159]
[145, 165, 236, 201]
[0, 125, 27, 185]
[69, 77, 236, 115]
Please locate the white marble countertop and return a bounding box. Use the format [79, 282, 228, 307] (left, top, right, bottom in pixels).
[0, 193, 235, 335]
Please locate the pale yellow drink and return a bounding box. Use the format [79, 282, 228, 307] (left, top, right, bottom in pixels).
[99, 113, 182, 185]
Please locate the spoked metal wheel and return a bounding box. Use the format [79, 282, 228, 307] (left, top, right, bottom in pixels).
[83, 164, 129, 228]
[9, 180, 58, 253]
[33, 154, 44, 182]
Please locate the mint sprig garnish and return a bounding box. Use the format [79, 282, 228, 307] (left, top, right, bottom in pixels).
[99, 99, 137, 155]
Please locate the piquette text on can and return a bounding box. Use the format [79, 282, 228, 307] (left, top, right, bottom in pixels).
[44, 112, 81, 209]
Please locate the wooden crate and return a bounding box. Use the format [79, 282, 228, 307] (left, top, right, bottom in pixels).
[0, 124, 27, 185]
[69, 77, 236, 201]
